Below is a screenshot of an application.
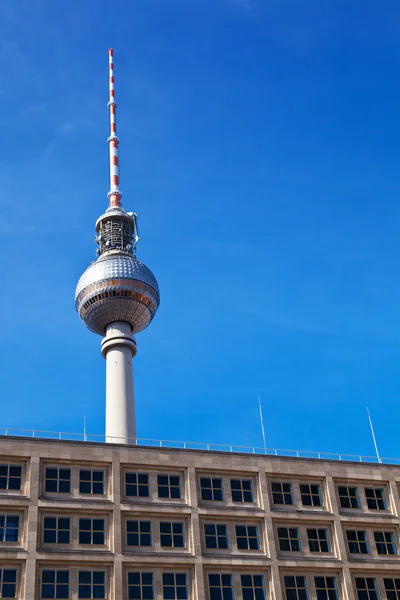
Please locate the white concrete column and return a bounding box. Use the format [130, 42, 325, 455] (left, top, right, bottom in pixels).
[101, 321, 137, 444]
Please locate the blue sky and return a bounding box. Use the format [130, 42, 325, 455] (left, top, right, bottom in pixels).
[2, 0, 400, 458]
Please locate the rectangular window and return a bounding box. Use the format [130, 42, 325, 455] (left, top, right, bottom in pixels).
[338, 486, 360, 509]
[41, 570, 69, 599]
[374, 531, 397, 555]
[78, 571, 105, 600]
[45, 468, 71, 494]
[160, 522, 184, 548]
[125, 473, 149, 498]
[230, 479, 253, 503]
[157, 475, 181, 499]
[300, 484, 322, 507]
[43, 517, 70, 544]
[346, 530, 370, 554]
[0, 569, 17, 599]
[0, 466, 22, 491]
[355, 578, 378, 600]
[283, 576, 308, 600]
[235, 525, 259, 550]
[0, 516, 19, 543]
[204, 524, 229, 549]
[365, 488, 386, 510]
[126, 521, 152, 547]
[162, 573, 188, 600]
[208, 574, 233, 600]
[128, 573, 154, 600]
[271, 482, 293, 505]
[314, 577, 338, 600]
[200, 478, 224, 502]
[79, 518, 105, 545]
[307, 529, 330, 553]
[384, 578, 400, 600]
[241, 575, 265, 600]
[277, 527, 301, 552]
[79, 470, 104, 495]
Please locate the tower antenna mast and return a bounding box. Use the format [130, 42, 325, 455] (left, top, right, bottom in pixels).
[107, 49, 122, 209]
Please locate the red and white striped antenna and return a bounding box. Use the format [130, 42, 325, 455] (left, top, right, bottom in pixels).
[107, 48, 122, 208]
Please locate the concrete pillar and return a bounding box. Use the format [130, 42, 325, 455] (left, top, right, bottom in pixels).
[101, 321, 137, 443]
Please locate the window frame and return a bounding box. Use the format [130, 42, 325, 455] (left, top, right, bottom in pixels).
[40, 569, 70, 600]
[44, 467, 71, 495]
[78, 570, 107, 600]
[0, 515, 20, 544]
[230, 479, 254, 504]
[346, 529, 370, 555]
[0, 465, 23, 494]
[157, 474, 182, 500]
[365, 487, 387, 511]
[125, 472, 150, 499]
[79, 469, 105, 496]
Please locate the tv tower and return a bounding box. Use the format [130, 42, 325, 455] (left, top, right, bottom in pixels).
[75, 49, 160, 443]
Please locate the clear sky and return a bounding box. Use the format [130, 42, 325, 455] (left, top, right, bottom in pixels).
[2, 0, 400, 458]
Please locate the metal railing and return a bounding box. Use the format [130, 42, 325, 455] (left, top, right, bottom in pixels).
[0, 426, 395, 464]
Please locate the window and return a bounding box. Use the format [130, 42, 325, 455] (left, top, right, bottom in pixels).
[235, 525, 259, 550]
[78, 571, 105, 599]
[160, 522, 184, 548]
[338, 486, 359, 509]
[204, 524, 229, 549]
[307, 529, 330, 553]
[162, 573, 188, 600]
[384, 578, 400, 600]
[79, 518, 105, 545]
[45, 468, 71, 493]
[0, 516, 19, 543]
[208, 574, 233, 600]
[271, 482, 293, 505]
[0, 466, 21, 491]
[365, 488, 386, 510]
[125, 473, 149, 498]
[277, 527, 301, 552]
[241, 575, 265, 600]
[41, 570, 69, 599]
[284, 576, 308, 600]
[200, 478, 224, 502]
[79, 470, 104, 495]
[346, 530, 370, 554]
[43, 517, 70, 544]
[128, 573, 154, 600]
[314, 577, 338, 600]
[355, 578, 378, 600]
[126, 521, 152, 547]
[230, 479, 253, 503]
[157, 475, 181, 499]
[0, 569, 17, 598]
[374, 531, 397, 555]
[300, 484, 322, 507]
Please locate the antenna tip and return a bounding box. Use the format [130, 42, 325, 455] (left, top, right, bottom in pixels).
[109, 48, 114, 56]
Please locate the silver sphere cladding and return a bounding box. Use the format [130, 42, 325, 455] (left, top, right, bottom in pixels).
[75, 252, 160, 336]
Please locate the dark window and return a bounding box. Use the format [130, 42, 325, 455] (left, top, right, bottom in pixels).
[157, 475, 181, 499]
[0, 569, 17, 598]
[338, 486, 359, 509]
[126, 521, 152, 547]
[0, 516, 19, 543]
[355, 578, 378, 600]
[283, 576, 308, 600]
[79, 470, 104, 495]
[204, 524, 229, 549]
[346, 530, 370, 554]
[43, 517, 70, 544]
[45, 468, 71, 494]
[125, 473, 149, 498]
[314, 577, 338, 600]
[160, 522, 184, 548]
[0, 466, 22, 491]
[230, 479, 253, 503]
[79, 518, 105, 545]
[235, 525, 259, 550]
[162, 573, 188, 600]
[271, 482, 293, 505]
[78, 571, 105, 599]
[277, 527, 301, 552]
[128, 572, 154, 600]
[41, 570, 69, 599]
[208, 574, 233, 600]
[200, 478, 223, 502]
[384, 578, 400, 600]
[374, 531, 397, 555]
[300, 484, 322, 507]
[365, 488, 386, 510]
[241, 575, 264, 600]
[307, 529, 330, 553]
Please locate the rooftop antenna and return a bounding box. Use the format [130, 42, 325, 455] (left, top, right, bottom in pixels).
[258, 396, 267, 454]
[84, 416, 87, 442]
[367, 407, 382, 464]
